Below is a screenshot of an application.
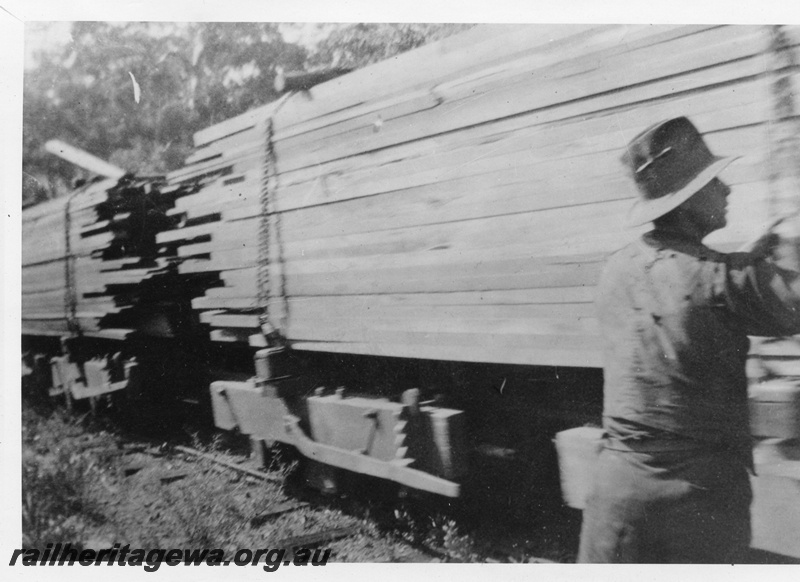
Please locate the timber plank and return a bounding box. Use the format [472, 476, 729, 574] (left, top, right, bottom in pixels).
[285, 314, 600, 341]
[284, 323, 602, 354]
[84, 268, 159, 286]
[172, 142, 263, 184]
[95, 258, 143, 271]
[69, 188, 112, 211]
[172, 174, 259, 213]
[289, 339, 603, 368]
[284, 261, 604, 297]
[188, 289, 599, 328]
[215, 252, 607, 296]
[192, 99, 283, 147]
[288, 287, 597, 307]
[207, 247, 258, 269]
[201, 313, 603, 359]
[166, 158, 237, 185]
[22, 312, 75, 321]
[21, 299, 66, 315]
[205, 217, 260, 242]
[22, 255, 67, 273]
[22, 262, 68, 285]
[198, 310, 225, 324]
[21, 319, 71, 335]
[22, 281, 67, 295]
[22, 235, 67, 266]
[156, 221, 219, 244]
[185, 126, 263, 165]
[178, 259, 217, 274]
[170, 196, 259, 222]
[22, 196, 71, 221]
[178, 239, 257, 258]
[287, 298, 596, 323]
[192, 295, 260, 310]
[177, 242, 214, 258]
[22, 209, 68, 232]
[274, 88, 442, 144]
[210, 328, 260, 343]
[206, 314, 261, 328]
[275, 89, 443, 155]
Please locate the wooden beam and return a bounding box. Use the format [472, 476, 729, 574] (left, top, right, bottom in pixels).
[45, 140, 126, 178]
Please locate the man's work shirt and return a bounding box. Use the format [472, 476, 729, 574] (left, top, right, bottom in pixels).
[596, 229, 800, 451]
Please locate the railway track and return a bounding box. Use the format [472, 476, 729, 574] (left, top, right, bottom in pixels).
[24, 375, 800, 564]
[21, 387, 577, 563]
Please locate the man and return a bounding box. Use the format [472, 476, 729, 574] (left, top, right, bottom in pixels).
[577, 117, 800, 563]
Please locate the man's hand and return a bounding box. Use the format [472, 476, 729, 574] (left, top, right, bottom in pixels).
[740, 215, 799, 263]
[748, 231, 781, 259]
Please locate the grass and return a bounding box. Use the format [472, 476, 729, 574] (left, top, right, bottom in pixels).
[144, 440, 297, 552]
[20, 397, 493, 562]
[21, 405, 108, 547]
[20, 400, 297, 552]
[20, 400, 411, 561]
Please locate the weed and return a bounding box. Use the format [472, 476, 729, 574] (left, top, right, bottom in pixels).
[389, 505, 478, 562]
[21, 408, 106, 546]
[156, 456, 289, 554]
[438, 518, 478, 562]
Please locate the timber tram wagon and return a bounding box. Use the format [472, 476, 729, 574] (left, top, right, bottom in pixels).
[22, 24, 800, 558]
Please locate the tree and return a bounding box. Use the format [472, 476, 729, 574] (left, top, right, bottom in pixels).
[23, 22, 309, 204]
[307, 23, 474, 69]
[22, 22, 472, 206]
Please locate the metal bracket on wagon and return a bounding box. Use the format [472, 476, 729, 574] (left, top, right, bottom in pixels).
[283, 414, 460, 498]
[209, 379, 465, 498]
[51, 353, 139, 401]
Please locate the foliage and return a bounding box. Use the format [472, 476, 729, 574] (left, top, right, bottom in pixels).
[23, 22, 473, 206]
[308, 23, 475, 69]
[21, 407, 106, 546]
[23, 22, 305, 203]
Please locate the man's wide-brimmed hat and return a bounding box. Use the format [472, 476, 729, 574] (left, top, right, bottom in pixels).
[623, 117, 739, 226]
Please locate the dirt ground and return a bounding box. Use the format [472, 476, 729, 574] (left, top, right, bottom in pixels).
[20, 398, 512, 563]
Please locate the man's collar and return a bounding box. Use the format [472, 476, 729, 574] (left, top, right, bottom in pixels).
[642, 229, 717, 260]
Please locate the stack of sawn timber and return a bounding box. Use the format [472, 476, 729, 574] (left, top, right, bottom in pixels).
[22, 176, 190, 340]
[23, 178, 116, 337]
[163, 24, 800, 368]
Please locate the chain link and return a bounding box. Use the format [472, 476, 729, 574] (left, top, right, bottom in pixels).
[257, 117, 277, 338]
[767, 26, 800, 219]
[256, 92, 294, 344]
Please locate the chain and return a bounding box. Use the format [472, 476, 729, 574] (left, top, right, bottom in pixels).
[257, 116, 277, 339]
[256, 92, 294, 345]
[766, 25, 800, 220]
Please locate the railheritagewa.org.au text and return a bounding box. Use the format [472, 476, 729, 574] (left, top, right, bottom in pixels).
[9, 543, 331, 572]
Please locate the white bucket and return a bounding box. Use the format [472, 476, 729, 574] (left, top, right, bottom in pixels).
[554, 426, 605, 509]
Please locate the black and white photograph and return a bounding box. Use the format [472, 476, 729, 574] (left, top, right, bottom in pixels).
[5, 0, 800, 577]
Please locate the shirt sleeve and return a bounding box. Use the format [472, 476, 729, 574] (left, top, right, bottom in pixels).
[720, 252, 800, 337]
